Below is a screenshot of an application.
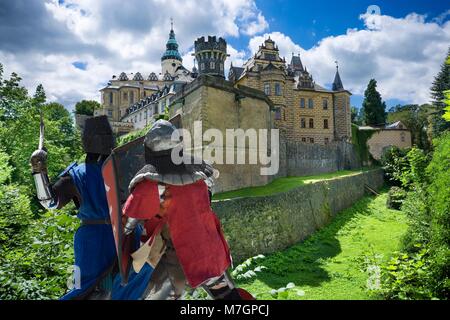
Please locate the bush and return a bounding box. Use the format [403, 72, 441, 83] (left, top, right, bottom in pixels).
[386, 186, 407, 210]
[379, 245, 438, 300]
[381, 146, 409, 187]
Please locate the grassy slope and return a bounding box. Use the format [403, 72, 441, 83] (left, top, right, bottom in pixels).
[213, 169, 371, 200]
[237, 192, 408, 300]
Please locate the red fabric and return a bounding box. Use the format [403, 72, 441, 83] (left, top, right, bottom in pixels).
[124, 178, 231, 288]
[122, 180, 160, 219]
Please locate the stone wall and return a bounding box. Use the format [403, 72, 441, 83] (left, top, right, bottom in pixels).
[367, 129, 412, 160]
[212, 168, 384, 262]
[212, 169, 383, 262]
[281, 139, 360, 177]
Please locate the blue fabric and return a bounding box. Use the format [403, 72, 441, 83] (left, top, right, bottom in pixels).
[60, 162, 153, 300]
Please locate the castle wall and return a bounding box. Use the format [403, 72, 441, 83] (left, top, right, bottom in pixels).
[169, 76, 361, 193]
[212, 168, 384, 262]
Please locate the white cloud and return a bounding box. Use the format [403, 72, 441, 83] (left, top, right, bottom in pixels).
[0, 0, 268, 109]
[247, 13, 450, 105]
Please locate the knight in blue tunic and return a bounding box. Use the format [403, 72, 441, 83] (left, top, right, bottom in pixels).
[30, 115, 153, 300]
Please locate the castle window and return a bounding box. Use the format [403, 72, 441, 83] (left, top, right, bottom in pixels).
[200, 63, 205, 70]
[275, 83, 282, 96]
[123, 92, 128, 101]
[274, 108, 281, 120]
[309, 137, 314, 143]
[309, 118, 314, 128]
[308, 98, 314, 109]
[109, 92, 113, 105]
[107, 109, 113, 117]
[325, 137, 329, 144]
[300, 98, 305, 108]
[264, 83, 271, 95]
[210, 61, 215, 69]
[220, 64, 223, 71]
[323, 119, 329, 129]
[300, 118, 306, 128]
[323, 98, 328, 110]
[400, 132, 406, 142]
[301, 137, 306, 142]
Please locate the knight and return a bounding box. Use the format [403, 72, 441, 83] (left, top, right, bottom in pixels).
[30, 115, 153, 300]
[122, 119, 253, 300]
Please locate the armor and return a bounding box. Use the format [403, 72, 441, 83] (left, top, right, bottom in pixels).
[117, 120, 251, 300]
[82, 115, 115, 155]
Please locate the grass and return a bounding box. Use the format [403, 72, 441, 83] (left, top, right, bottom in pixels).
[213, 169, 372, 200]
[236, 192, 408, 300]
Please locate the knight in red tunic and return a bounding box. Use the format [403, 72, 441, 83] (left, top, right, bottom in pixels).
[122, 120, 251, 300]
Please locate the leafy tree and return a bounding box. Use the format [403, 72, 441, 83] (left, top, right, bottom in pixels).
[33, 84, 46, 107]
[74, 100, 101, 116]
[430, 48, 450, 136]
[361, 79, 386, 126]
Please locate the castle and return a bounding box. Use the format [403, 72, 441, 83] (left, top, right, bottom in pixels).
[96, 24, 352, 145]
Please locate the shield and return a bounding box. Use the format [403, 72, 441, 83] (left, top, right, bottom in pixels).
[102, 136, 146, 284]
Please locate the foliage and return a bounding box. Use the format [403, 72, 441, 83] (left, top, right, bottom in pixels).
[380, 133, 450, 299]
[231, 254, 267, 280]
[386, 186, 407, 210]
[361, 79, 386, 126]
[351, 124, 376, 164]
[429, 47, 450, 136]
[377, 246, 437, 300]
[74, 100, 101, 116]
[116, 123, 151, 147]
[214, 169, 362, 200]
[0, 63, 80, 299]
[381, 146, 409, 187]
[351, 106, 362, 125]
[237, 192, 408, 299]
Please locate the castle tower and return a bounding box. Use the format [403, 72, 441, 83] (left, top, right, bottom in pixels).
[332, 63, 352, 141]
[161, 20, 183, 76]
[193, 36, 228, 78]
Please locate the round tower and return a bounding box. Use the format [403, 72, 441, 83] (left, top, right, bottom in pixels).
[161, 21, 182, 76]
[193, 36, 228, 78]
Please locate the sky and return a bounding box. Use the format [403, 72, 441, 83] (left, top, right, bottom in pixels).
[0, 0, 449, 111]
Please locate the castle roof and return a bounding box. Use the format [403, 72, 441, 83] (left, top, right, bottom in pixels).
[290, 54, 304, 71]
[161, 26, 182, 62]
[332, 66, 344, 91]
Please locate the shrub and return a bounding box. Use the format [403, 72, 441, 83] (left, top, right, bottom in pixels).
[386, 186, 407, 210]
[381, 146, 409, 186]
[378, 245, 438, 300]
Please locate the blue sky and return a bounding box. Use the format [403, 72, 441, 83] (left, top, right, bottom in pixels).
[0, 0, 449, 110]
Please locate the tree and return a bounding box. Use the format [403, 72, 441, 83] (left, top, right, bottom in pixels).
[430, 47, 450, 136]
[361, 79, 386, 126]
[74, 100, 101, 116]
[32, 84, 46, 107]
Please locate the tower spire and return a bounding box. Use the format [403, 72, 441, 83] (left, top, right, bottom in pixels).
[332, 60, 344, 91]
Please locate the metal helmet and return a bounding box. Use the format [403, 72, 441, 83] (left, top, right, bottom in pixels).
[144, 120, 182, 155]
[82, 115, 115, 155]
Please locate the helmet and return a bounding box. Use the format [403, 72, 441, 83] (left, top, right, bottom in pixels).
[144, 120, 182, 161]
[82, 115, 115, 155]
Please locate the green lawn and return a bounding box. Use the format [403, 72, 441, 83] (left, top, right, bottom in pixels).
[236, 192, 408, 300]
[213, 169, 371, 200]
